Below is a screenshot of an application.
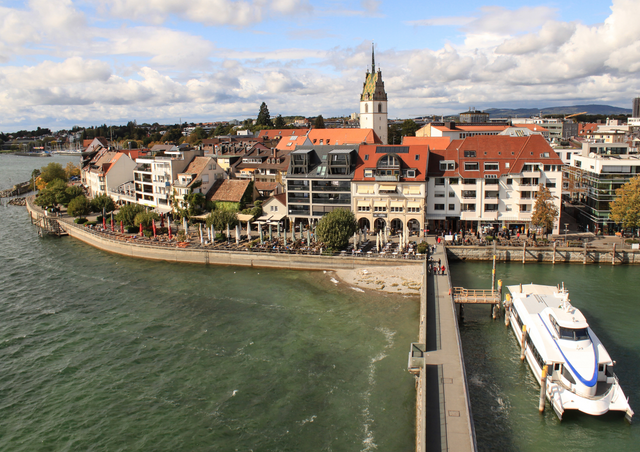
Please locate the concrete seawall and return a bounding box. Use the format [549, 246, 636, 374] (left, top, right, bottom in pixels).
[447, 244, 640, 264]
[26, 199, 419, 271]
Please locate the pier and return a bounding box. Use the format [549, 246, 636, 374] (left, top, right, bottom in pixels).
[30, 211, 67, 237]
[410, 241, 477, 452]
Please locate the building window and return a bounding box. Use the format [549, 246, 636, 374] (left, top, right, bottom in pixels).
[365, 104, 368, 113]
[449, 178, 458, 184]
[364, 155, 369, 161]
[435, 178, 445, 185]
[374, 206, 387, 212]
[439, 161, 455, 171]
[415, 154, 420, 161]
[358, 206, 371, 212]
[464, 162, 479, 171]
[464, 151, 476, 157]
[484, 204, 498, 212]
[520, 205, 531, 212]
[462, 203, 475, 212]
[390, 206, 403, 213]
[364, 170, 373, 178]
[434, 192, 445, 198]
[484, 162, 499, 171]
[378, 103, 382, 113]
[407, 207, 420, 213]
[462, 179, 475, 185]
[485, 178, 499, 185]
[434, 204, 445, 211]
[448, 204, 455, 210]
[506, 178, 513, 185]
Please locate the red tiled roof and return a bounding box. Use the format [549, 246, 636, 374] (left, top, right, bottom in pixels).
[401, 136, 451, 148]
[257, 130, 301, 139]
[354, 144, 430, 181]
[274, 193, 287, 206]
[308, 128, 380, 145]
[255, 182, 278, 191]
[428, 135, 563, 178]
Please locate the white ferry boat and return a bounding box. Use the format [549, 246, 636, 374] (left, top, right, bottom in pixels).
[505, 283, 633, 421]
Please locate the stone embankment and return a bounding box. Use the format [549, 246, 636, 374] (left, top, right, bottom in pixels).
[8, 197, 26, 206]
[447, 243, 640, 264]
[0, 181, 32, 198]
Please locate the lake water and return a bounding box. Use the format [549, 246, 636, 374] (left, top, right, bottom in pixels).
[452, 260, 640, 451]
[0, 155, 417, 451]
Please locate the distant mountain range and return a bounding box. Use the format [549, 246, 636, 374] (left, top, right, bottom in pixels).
[484, 104, 631, 117]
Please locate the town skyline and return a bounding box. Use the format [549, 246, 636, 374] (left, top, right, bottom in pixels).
[1, 0, 638, 131]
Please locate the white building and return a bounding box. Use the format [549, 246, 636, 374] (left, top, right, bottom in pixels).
[84, 150, 137, 199]
[426, 135, 564, 234]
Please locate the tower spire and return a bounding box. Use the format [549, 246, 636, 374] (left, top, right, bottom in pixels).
[371, 43, 375, 73]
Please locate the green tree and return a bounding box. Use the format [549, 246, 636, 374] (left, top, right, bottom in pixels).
[134, 211, 160, 227]
[184, 191, 206, 217]
[256, 102, 272, 127]
[40, 162, 67, 184]
[531, 184, 559, 237]
[610, 175, 640, 230]
[314, 115, 325, 129]
[115, 203, 146, 226]
[91, 194, 116, 213]
[206, 209, 238, 231]
[34, 189, 57, 209]
[316, 209, 357, 250]
[30, 169, 41, 191]
[274, 115, 286, 128]
[67, 195, 91, 218]
[387, 124, 402, 145]
[65, 185, 84, 201]
[401, 119, 419, 137]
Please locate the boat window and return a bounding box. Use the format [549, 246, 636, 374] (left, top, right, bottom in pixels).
[558, 327, 589, 341]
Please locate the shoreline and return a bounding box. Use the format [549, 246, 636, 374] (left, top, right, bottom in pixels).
[332, 265, 423, 295]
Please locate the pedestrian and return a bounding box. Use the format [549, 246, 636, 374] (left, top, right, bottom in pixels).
[441, 265, 445, 275]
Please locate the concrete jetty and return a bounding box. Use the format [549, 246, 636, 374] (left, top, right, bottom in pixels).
[412, 240, 476, 452]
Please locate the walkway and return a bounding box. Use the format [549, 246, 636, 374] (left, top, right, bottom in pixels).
[417, 239, 476, 452]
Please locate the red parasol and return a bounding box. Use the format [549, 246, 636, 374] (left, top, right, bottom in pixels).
[120, 220, 124, 234]
[139, 223, 143, 235]
[152, 220, 157, 238]
[168, 223, 172, 239]
[110, 215, 114, 232]
[160, 215, 164, 228]
[103, 216, 106, 229]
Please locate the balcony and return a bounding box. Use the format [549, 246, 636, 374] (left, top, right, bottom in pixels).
[375, 175, 399, 182]
[135, 174, 152, 183]
[312, 196, 351, 205]
[134, 163, 152, 173]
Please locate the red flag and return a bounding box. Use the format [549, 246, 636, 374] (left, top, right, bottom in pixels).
[120, 220, 124, 234]
[152, 220, 157, 238]
[139, 223, 143, 235]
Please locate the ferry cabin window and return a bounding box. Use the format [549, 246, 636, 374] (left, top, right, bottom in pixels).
[559, 327, 589, 341]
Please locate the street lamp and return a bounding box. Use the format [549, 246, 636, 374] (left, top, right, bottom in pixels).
[564, 223, 569, 244]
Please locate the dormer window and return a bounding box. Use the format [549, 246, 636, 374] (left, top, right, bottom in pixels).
[464, 150, 476, 158]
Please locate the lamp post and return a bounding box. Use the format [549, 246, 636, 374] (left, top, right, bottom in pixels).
[564, 223, 569, 244]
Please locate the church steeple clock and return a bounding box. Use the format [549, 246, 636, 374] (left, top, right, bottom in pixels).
[360, 44, 388, 144]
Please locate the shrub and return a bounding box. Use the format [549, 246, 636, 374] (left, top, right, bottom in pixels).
[96, 215, 103, 223]
[127, 226, 138, 234]
[215, 232, 226, 241]
[86, 221, 97, 226]
[74, 217, 88, 224]
[143, 230, 153, 238]
[417, 242, 428, 254]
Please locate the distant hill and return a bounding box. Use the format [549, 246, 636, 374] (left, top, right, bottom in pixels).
[484, 104, 631, 118]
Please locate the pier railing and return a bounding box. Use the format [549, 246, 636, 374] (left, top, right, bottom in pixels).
[452, 287, 500, 304]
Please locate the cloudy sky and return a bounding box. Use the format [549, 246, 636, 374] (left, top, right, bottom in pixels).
[1, 0, 639, 131]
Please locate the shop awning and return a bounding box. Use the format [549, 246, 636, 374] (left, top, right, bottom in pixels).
[357, 185, 374, 194]
[378, 184, 396, 191]
[390, 201, 404, 208]
[373, 201, 387, 207]
[407, 202, 421, 208]
[357, 200, 370, 207]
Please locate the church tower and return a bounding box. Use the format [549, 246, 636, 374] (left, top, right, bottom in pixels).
[360, 44, 388, 144]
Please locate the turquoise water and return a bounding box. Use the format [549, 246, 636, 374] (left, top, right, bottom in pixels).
[452, 261, 640, 451]
[0, 155, 417, 451]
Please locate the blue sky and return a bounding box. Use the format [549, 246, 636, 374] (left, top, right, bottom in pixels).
[0, 0, 638, 131]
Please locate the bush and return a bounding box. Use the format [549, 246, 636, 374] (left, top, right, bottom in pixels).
[143, 230, 153, 238]
[417, 242, 428, 254]
[74, 217, 88, 224]
[215, 232, 226, 241]
[96, 215, 103, 223]
[86, 221, 97, 226]
[127, 226, 138, 234]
